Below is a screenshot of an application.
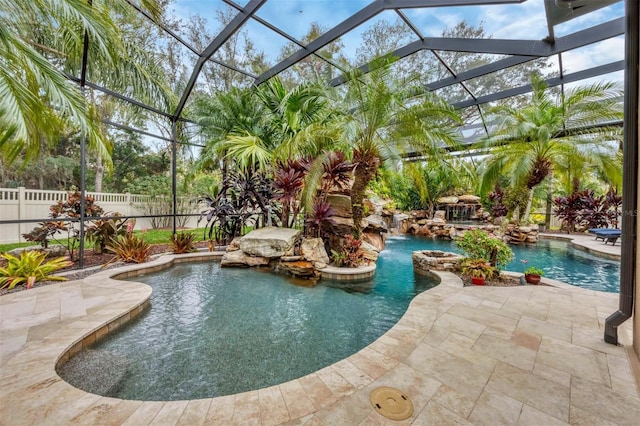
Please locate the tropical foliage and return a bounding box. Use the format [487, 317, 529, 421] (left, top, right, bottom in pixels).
[0, 251, 72, 290]
[456, 229, 514, 270]
[480, 74, 623, 222]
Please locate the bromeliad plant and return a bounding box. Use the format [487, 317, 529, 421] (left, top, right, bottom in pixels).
[330, 234, 365, 268]
[461, 258, 496, 279]
[104, 224, 151, 266]
[170, 232, 197, 254]
[0, 251, 72, 290]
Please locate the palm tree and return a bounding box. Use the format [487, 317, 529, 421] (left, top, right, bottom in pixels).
[195, 78, 339, 173]
[480, 74, 623, 222]
[341, 57, 462, 235]
[0, 0, 165, 175]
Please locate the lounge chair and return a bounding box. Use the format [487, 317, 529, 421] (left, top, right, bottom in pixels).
[588, 228, 621, 245]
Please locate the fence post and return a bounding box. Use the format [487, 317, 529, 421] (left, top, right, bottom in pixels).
[18, 187, 26, 242]
[125, 192, 132, 217]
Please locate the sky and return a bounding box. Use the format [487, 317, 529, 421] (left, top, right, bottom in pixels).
[165, 0, 625, 85]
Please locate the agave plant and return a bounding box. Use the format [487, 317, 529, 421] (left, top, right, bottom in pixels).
[0, 251, 72, 290]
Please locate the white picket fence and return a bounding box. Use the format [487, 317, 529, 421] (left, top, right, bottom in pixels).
[0, 187, 201, 244]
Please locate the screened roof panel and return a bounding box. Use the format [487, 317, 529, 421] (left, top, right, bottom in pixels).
[252, 0, 372, 43]
[560, 35, 624, 75]
[552, 0, 624, 38]
[210, 17, 293, 68]
[464, 57, 556, 98]
[400, 0, 548, 40]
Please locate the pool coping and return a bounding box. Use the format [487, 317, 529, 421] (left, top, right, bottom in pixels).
[1, 242, 636, 425]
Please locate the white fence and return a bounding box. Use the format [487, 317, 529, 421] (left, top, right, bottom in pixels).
[0, 187, 201, 244]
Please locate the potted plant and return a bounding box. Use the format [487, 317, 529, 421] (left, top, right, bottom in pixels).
[524, 266, 544, 284]
[461, 258, 496, 285]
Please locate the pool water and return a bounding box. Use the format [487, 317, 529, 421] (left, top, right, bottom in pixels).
[65, 237, 437, 400]
[60, 235, 619, 401]
[396, 235, 620, 293]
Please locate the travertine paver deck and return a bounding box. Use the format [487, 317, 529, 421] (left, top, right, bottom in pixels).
[1, 238, 638, 425]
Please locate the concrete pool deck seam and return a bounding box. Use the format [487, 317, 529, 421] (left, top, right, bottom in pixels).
[1, 235, 637, 425]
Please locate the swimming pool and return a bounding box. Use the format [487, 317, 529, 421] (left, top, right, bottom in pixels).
[58, 237, 438, 400]
[398, 235, 620, 293]
[58, 235, 619, 400]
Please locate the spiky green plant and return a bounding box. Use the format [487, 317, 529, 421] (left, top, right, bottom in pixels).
[170, 232, 197, 254]
[0, 251, 72, 290]
[105, 233, 151, 265]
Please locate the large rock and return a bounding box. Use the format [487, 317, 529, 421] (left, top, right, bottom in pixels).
[300, 237, 330, 265]
[8, 244, 67, 257]
[434, 210, 446, 220]
[437, 196, 459, 204]
[360, 241, 380, 263]
[326, 216, 355, 237]
[239, 227, 301, 258]
[220, 250, 270, 267]
[326, 194, 352, 218]
[277, 260, 320, 279]
[363, 231, 386, 251]
[458, 194, 481, 203]
[362, 214, 388, 233]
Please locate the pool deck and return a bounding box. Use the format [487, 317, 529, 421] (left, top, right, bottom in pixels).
[1, 234, 639, 425]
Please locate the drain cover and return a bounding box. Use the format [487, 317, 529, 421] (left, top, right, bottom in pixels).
[370, 386, 414, 420]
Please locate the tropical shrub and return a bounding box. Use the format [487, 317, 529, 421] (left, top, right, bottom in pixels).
[22, 191, 104, 259]
[487, 185, 508, 218]
[554, 186, 621, 232]
[461, 258, 496, 279]
[199, 170, 277, 245]
[22, 221, 64, 248]
[85, 214, 128, 253]
[456, 229, 514, 269]
[0, 251, 72, 290]
[305, 200, 336, 238]
[105, 233, 151, 265]
[273, 159, 306, 228]
[330, 235, 364, 268]
[170, 232, 197, 254]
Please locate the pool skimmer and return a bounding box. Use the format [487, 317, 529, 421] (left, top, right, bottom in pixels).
[370, 386, 414, 420]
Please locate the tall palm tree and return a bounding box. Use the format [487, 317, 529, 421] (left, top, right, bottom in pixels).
[0, 0, 165, 171]
[341, 57, 462, 235]
[480, 74, 623, 221]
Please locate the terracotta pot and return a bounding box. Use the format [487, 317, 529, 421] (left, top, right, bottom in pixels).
[525, 273, 541, 285]
[471, 276, 485, 285]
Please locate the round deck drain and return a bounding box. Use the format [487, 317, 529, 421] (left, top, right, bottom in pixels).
[370, 386, 414, 420]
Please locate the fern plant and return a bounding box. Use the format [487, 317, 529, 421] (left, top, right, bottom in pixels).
[170, 232, 197, 254]
[0, 251, 72, 290]
[105, 233, 151, 266]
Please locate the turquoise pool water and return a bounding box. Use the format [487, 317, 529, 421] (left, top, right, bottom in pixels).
[397, 235, 620, 293]
[64, 238, 437, 400]
[60, 235, 619, 400]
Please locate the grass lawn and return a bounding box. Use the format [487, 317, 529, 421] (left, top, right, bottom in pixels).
[0, 228, 209, 253]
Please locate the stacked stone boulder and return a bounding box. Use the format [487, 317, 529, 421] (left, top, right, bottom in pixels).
[406, 210, 453, 239]
[502, 224, 541, 243]
[412, 250, 464, 273]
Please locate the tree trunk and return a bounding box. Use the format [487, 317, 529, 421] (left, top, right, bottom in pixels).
[94, 155, 103, 192]
[523, 187, 534, 223]
[350, 154, 379, 237]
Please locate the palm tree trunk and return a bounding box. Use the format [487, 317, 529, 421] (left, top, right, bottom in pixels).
[350, 154, 379, 236]
[523, 187, 534, 222]
[94, 155, 103, 192]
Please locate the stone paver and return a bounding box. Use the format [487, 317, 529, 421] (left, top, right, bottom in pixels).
[1, 243, 638, 425]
